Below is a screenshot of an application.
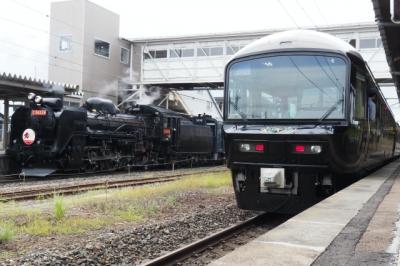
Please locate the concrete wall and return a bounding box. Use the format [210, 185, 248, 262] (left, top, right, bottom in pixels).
[81, 1, 130, 102]
[48, 0, 85, 87]
[48, 0, 130, 103]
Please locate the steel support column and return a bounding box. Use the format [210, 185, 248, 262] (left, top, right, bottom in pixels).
[3, 98, 9, 150]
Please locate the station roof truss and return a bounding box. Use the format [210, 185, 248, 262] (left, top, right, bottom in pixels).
[372, 0, 400, 97]
[0, 72, 79, 99]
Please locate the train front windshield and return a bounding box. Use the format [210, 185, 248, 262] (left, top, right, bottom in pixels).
[227, 54, 347, 120]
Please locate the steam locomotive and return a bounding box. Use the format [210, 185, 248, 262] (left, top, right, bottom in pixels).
[7, 93, 223, 176]
[223, 30, 400, 214]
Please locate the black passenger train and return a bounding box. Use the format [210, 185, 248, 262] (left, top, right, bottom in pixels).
[223, 30, 400, 214]
[7, 94, 223, 176]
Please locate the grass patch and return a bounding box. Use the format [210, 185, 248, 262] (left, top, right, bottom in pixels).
[0, 224, 14, 243]
[54, 195, 66, 221]
[0, 170, 230, 238]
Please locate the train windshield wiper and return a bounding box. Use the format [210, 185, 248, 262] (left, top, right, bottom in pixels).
[316, 98, 344, 124]
[228, 99, 248, 122]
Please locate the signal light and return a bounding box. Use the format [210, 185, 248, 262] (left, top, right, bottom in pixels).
[295, 145, 305, 153]
[255, 144, 264, 152]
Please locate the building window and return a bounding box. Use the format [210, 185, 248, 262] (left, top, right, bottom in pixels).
[197, 47, 224, 57]
[144, 49, 167, 59]
[377, 38, 382, 48]
[170, 48, 194, 58]
[59, 35, 72, 51]
[349, 39, 356, 48]
[359, 38, 376, 49]
[197, 48, 210, 56]
[226, 46, 240, 55]
[210, 47, 223, 56]
[120, 47, 129, 64]
[94, 39, 110, 58]
[359, 38, 382, 49]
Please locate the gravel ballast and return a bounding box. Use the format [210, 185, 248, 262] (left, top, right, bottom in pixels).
[1, 191, 258, 265]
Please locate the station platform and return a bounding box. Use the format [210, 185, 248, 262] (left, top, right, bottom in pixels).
[211, 160, 400, 266]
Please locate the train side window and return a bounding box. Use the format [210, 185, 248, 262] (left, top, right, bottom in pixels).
[351, 69, 367, 120]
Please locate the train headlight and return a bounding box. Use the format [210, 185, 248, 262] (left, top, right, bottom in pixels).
[310, 145, 322, 154]
[28, 92, 36, 101]
[239, 143, 264, 153]
[293, 144, 322, 154]
[34, 96, 43, 104]
[239, 143, 251, 152]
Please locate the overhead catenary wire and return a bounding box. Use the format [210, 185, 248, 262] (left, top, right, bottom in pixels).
[0, 50, 129, 83]
[312, 0, 329, 25]
[0, 38, 83, 68]
[0, 38, 132, 82]
[8, 0, 84, 33]
[276, 0, 300, 29]
[295, 0, 319, 29]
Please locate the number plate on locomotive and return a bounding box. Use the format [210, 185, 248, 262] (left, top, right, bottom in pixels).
[260, 168, 285, 192]
[31, 109, 47, 116]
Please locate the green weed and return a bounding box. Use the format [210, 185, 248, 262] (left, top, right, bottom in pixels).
[54, 195, 66, 221]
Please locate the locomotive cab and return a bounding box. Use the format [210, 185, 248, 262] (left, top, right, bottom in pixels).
[7, 93, 87, 174]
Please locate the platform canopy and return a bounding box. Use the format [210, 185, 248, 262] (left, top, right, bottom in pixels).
[372, 0, 400, 97]
[0, 72, 79, 151]
[0, 72, 78, 99]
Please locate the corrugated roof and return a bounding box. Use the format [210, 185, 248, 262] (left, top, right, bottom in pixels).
[0, 72, 79, 98]
[0, 72, 78, 90]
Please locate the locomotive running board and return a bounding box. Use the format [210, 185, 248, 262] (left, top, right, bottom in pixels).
[21, 168, 56, 177]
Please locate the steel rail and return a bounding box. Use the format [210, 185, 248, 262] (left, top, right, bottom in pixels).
[0, 169, 227, 202]
[141, 213, 268, 266]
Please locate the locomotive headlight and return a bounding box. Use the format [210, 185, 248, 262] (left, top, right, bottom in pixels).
[310, 145, 322, 154]
[239, 143, 251, 152]
[28, 92, 36, 101]
[34, 95, 43, 104]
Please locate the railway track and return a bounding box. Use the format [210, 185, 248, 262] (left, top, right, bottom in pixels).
[0, 159, 224, 184]
[0, 169, 227, 202]
[141, 213, 286, 266]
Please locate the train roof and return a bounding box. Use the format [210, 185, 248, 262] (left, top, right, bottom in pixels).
[230, 30, 363, 61]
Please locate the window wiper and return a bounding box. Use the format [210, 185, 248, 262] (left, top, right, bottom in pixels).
[297, 98, 343, 130]
[228, 99, 248, 122]
[318, 98, 344, 123]
[228, 99, 249, 130]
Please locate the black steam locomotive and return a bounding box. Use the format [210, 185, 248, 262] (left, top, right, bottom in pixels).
[7, 94, 223, 176]
[223, 30, 400, 214]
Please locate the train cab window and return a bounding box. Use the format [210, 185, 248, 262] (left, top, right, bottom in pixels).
[227, 55, 347, 120]
[351, 69, 367, 120]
